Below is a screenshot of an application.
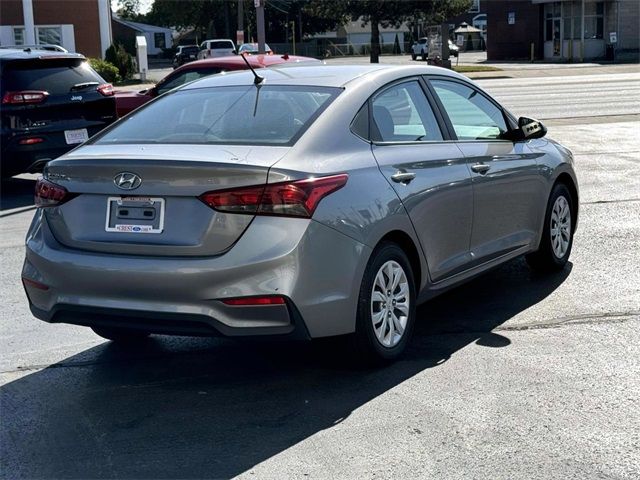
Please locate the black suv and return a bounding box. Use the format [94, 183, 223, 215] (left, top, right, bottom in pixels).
[172, 45, 199, 68]
[1, 48, 117, 178]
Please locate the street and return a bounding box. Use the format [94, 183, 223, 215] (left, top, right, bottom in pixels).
[1, 67, 639, 479]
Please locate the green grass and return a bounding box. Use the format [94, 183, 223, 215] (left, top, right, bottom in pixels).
[452, 65, 503, 73]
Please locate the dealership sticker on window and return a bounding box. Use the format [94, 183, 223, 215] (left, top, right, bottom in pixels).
[508, 12, 515, 25]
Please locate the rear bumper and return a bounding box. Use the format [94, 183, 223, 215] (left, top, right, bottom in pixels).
[28, 301, 310, 339]
[23, 211, 371, 338]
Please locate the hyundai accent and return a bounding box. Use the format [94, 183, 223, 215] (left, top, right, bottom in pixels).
[22, 64, 578, 361]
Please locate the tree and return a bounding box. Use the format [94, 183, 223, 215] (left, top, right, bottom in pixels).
[146, 0, 237, 40]
[306, 0, 472, 63]
[113, 0, 146, 22]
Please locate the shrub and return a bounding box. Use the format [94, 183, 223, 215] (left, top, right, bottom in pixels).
[88, 58, 121, 83]
[105, 43, 135, 80]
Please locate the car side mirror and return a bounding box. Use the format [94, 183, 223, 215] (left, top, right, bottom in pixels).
[518, 116, 547, 139]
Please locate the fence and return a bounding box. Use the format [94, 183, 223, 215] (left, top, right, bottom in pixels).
[269, 41, 412, 59]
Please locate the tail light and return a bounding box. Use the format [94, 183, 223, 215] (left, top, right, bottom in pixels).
[97, 83, 114, 97]
[19, 137, 45, 145]
[222, 295, 286, 306]
[35, 178, 76, 207]
[199, 174, 348, 218]
[2, 90, 48, 104]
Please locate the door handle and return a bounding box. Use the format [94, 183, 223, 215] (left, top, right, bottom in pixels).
[471, 163, 491, 174]
[391, 171, 416, 184]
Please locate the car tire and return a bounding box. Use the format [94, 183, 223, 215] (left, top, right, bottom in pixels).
[91, 327, 150, 343]
[421, 51, 427, 61]
[411, 53, 417, 61]
[526, 183, 575, 272]
[353, 242, 416, 363]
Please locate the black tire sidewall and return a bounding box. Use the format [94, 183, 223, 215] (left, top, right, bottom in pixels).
[356, 243, 417, 361]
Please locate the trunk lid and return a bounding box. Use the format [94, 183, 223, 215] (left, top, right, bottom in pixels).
[44, 144, 290, 256]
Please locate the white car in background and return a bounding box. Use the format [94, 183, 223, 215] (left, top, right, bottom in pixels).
[411, 38, 459, 60]
[197, 39, 236, 59]
[410, 37, 429, 61]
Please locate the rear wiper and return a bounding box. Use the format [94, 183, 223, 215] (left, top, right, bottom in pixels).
[70, 82, 99, 92]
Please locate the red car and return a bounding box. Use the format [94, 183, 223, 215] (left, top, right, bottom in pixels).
[114, 54, 319, 117]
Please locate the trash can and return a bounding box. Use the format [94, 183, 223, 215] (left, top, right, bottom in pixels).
[605, 44, 615, 61]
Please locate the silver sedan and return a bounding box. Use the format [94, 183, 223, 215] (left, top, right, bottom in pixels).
[23, 64, 578, 361]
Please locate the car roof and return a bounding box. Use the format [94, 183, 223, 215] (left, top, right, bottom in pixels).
[184, 64, 465, 89]
[175, 54, 318, 72]
[0, 48, 84, 63]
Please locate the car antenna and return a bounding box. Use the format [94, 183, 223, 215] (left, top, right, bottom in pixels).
[239, 53, 264, 85]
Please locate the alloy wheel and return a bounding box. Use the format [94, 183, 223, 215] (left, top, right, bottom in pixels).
[550, 195, 571, 258]
[370, 260, 410, 348]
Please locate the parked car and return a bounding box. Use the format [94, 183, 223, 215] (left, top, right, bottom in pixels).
[238, 43, 273, 55]
[172, 45, 199, 68]
[1, 48, 116, 179]
[411, 37, 429, 60]
[411, 38, 459, 60]
[24, 65, 578, 362]
[197, 39, 236, 59]
[114, 54, 319, 117]
[0, 44, 69, 53]
[448, 39, 460, 57]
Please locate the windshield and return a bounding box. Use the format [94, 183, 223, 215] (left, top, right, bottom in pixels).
[2, 59, 103, 95]
[95, 85, 341, 146]
[211, 41, 234, 49]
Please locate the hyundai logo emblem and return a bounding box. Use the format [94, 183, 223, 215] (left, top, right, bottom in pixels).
[114, 172, 142, 190]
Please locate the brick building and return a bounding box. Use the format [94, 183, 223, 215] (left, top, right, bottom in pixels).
[0, 0, 112, 58]
[486, 0, 639, 61]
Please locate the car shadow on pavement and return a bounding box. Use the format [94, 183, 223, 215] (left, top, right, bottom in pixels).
[0, 177, 36, 212]
[1, 258, 571, 479]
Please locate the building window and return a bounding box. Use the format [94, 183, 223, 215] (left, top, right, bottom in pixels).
[37, 26, 62, 46]
[13, 27, 25, 45]
[154, 33, 166, 49]
[468, 0, 480, 13]
[584, 2, 604, 39]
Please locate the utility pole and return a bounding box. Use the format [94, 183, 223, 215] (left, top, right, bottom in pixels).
[255, 0, 266, 54]
[237, 0, 244, 46]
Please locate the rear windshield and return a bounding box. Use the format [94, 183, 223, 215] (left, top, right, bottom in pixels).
[211, 41, 234, 49]
[180, 46, 199, 54]
[94, 85, 341, 146]
[1, 59, 103, 95]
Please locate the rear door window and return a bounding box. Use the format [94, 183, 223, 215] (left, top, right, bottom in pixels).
[94, 85, 341, 146]
[371, 81, 443, 142]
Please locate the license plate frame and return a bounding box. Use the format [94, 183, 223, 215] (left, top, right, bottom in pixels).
[64, 128, 89, 145]
[105, 196, 165, 234]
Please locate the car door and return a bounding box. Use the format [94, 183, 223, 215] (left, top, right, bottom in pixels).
[427, 77, 543, 265]
[369, 79, 474, 282]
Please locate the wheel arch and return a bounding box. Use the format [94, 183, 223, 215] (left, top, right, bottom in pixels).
[375, 230, 423, 291]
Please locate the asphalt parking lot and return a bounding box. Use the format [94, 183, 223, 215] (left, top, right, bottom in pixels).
[1, 66, 639, 479]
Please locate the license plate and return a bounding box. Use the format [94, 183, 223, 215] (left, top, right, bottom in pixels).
[64, 128, 89, 145]
[189, 54, 195, 59]
[105, 197, 165, 234]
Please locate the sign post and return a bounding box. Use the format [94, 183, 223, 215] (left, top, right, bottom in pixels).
[135, 35, 148, 83]
[255, 0, 266, 55]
